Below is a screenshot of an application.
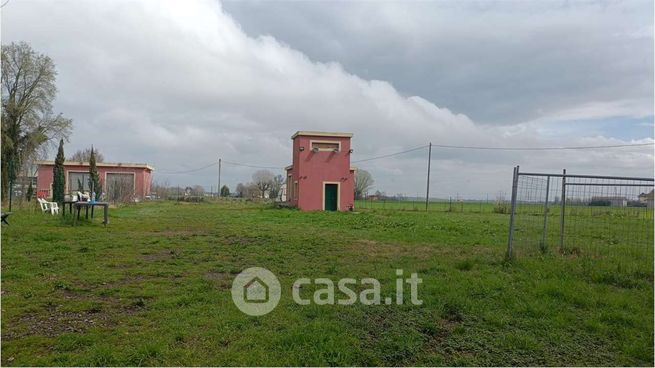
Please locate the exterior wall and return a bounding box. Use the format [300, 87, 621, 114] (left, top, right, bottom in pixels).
[36, 162, 153, 200]
[142, 169, 152, 198]
[287, 133, 354, 211]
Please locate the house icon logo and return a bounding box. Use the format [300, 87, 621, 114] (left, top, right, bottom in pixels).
[244, 277, 269, 303]
[231, 267, 281, 316]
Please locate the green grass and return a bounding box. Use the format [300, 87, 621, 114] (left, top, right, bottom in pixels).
[356, 199, 499, 213]
[1, 201, 653, 366]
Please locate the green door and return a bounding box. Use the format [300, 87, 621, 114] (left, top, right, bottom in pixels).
[324, 184, 338, 211]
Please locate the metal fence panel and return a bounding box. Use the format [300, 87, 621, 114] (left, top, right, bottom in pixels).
[508, 166, 654, 266]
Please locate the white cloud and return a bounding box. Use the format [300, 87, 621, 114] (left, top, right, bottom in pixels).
[2, 0, 652, 197]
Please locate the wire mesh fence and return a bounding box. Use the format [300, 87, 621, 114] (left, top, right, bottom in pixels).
[507, 166, 654, 267]
[355, 195, 509, 213]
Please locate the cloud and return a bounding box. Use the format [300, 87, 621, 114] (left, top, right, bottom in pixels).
[224, 0, 654, 125]
[2, 0, 652, 197]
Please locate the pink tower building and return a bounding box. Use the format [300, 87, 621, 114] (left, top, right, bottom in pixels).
[285, 131, 355, 211]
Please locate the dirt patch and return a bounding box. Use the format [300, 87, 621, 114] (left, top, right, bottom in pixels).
[3, 309, 113, 340]
[203, 271, 235, 289]
[3, 278, 161, 341]
[347, 240, 436, 260]
[222, 235, 259, 246]
[99, 275, 146, 289]
[357, 239, 379, 246]
[141, 249, 181, 262]
[143, 229, 214, 237]
[422, 319, 463, 353]
[203, 271, 231, 281]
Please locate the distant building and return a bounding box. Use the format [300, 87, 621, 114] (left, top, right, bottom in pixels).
[280, 183, 287, 202]
[286, 131, 355, 211]
[638, 190, 654, 208]
[590, 196, 627, 207]
[36, 160, 154, 201]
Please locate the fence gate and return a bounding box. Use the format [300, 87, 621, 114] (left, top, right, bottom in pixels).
[507, 166, 654, 262]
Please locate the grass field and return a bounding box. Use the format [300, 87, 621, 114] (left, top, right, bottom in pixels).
[356, 199, 499, 213]
[1, 200, 653, 366]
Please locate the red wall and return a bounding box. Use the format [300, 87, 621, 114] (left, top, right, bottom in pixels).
[287, 134, 354, 211]
[36, 163, 152, 200]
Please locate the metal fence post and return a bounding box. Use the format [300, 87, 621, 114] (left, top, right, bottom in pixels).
[540, 176, 550, 252]
[559, 169, 567, 251]
[507, 165, 519, 258]
[425, 142, 432, 211]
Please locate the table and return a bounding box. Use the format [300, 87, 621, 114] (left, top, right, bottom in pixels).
[62, 200, 76, 216]
[72, 202, 109, 226]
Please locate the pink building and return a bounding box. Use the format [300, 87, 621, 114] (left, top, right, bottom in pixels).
[286, 131, 355, 211]
[36, 161, 154, 201]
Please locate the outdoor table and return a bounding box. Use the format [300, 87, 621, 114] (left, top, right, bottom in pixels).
[72, 202, 109, 226]
[62, 200, 76, 216]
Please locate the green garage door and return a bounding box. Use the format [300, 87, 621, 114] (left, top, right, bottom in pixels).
[324, 184, 338, 211]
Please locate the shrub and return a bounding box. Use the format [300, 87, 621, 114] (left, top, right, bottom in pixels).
[493, 201, 509, 214]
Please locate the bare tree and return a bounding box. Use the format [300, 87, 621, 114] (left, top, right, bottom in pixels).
[235, 183, 246, 198]
[252, 170, 274, 198]
[151, 180, 170, 199]
[107, 175, 133, 203]
[268, 174, 285, 201]
[354, 169, 374, 199]
[191, 185, 205, 196]
[69, 147, 104, 162]
[1, 42, 72, 199]
[243, 183, 261, 199]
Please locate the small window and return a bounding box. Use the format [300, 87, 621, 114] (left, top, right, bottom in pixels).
[311, 141, 339, 151]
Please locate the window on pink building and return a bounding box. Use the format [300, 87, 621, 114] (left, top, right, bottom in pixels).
[311, 141, 339, 152]
[69, 172, 91, 192]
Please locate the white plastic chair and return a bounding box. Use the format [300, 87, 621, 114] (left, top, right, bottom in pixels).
[48, 201, 59, 215]
[37, 198, 59, 215]
[37, 198, 50, 213]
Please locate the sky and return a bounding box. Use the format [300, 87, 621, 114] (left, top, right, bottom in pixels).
[2, 0, 653, 198]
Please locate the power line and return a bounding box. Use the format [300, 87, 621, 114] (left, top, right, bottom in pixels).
[222, 160, 284, 170]
[156, 141, 652, 174]
[159, 160, 283, 174]
[158, 161, 218, 175]
[430, 142, 654, 151]
[352, 145, 429, 163]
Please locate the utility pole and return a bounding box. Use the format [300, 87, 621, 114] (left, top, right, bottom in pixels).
[559, 169, 567, 251]
[217, 158, 222, 198]
[425, 142, 432, 211]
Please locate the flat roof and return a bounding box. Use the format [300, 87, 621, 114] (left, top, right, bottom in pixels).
[36, 160, 154, 171]
[291, 131, 353, 139]
[285, 164, 357, 171]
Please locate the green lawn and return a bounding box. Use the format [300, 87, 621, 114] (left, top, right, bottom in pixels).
[356, 199, 498, 213]
[1, 201, 653, 366]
